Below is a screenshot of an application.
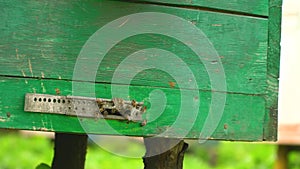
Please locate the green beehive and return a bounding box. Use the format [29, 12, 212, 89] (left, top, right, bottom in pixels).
[0, 0, 282, 141]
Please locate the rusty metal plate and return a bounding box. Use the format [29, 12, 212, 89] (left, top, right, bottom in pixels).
[24, 93, 145, 122]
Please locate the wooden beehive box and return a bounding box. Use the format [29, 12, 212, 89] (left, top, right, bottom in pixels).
[0, 0, 282, 141]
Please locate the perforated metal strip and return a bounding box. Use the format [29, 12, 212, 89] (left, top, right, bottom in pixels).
[24, 93, 144, 121]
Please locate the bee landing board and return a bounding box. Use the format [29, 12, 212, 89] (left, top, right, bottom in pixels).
[24, 93, 145, 122]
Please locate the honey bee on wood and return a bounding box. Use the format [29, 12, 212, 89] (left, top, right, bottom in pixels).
[103, 110, 109, 117]
[142, 106, 147, 113]
[96, 99, 102, 106]
[55, 88, 60, 95]
[95, 112, 101, 119]
[131, 100, 137, 107]
[111, 108, 117, 114]
[99, 107, 104, 113]
[141, 120, 147, 127]
[94, 97, 147, 122]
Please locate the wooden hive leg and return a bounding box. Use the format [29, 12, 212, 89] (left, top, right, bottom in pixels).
[51, 133, 88, 169]
[143, 137, 189, 169]
[274, 145, 289, 169]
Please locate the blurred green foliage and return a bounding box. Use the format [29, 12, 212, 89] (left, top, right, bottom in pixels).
[0, 131, 299, 169]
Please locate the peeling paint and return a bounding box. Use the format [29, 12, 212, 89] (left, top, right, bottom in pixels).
[15, 48, 19, 59]
[41, 72, 45, 78]
[28, 58, 33, 76]
[21, 70, 26, 77]
[40, 127, 49, 131]
[49, 121, 54, 130]
[41, 82, 46, 93]
[0, 118, 6, 122]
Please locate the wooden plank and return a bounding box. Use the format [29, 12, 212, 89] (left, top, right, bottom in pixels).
[0, 0, 268, 95]
[134, 0, 269, 16]
[263, 0, 282, 141]
[274, 145, 289, 169]
[0, 77, 266, 141]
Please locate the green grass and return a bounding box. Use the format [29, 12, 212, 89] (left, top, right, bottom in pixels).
[184, 141, 276, 169]
[0, 132, 53, 169]
[0, 131, 299, 169]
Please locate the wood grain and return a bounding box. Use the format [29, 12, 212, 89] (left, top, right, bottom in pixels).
[0, 0, 268, 94]
[0, 0, 282, 141]
[0, 77, 266, 141]
[263, 0, 283, 141]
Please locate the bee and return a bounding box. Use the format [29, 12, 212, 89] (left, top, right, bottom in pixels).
[141, 120, 147, 127]
[103, 110, 109, 117]
[55, 88, 60, 95]
[99, 107, 104, 113]
[96, 99, 102, 106]
[131, 100, 137, 107]
[111, 108, 117, 114]
[95, 112, 101, 119]
[142, 106, 147, 113]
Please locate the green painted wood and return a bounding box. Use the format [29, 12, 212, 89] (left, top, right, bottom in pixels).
[0, 0, 268, 94]
[0, 0, 282, 141]
[263, 0, 282, 141]
[0, 77, 265, 141]
[134, 0, 269, 16]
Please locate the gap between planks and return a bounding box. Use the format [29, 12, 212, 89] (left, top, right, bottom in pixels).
[0, 74, 265, 97]
[120, 0, 269, 19]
